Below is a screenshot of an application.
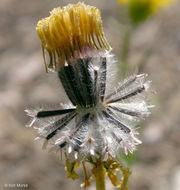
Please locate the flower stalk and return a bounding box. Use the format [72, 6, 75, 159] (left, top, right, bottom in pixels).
[92, 159, 106, 190]
[120, 27, 132, 75]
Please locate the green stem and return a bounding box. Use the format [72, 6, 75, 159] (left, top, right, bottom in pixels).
[120, 28, 131, 75]
[121, 30, 131, 62]
[92, 159, 106, 190]
[138, 46, 153, 72]
[95, 163, 105, 190]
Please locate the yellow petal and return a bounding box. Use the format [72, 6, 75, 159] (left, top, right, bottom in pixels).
[36, 2, 111, 70]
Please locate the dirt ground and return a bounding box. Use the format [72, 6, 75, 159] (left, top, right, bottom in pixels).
[0, 0, 180, 190]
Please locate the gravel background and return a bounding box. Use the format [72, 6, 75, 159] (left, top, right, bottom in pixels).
[0, 0, 180, 190]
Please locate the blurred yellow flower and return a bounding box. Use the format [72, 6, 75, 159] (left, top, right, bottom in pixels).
[119, 0, 128, 3]
[118, 0, 174, 23]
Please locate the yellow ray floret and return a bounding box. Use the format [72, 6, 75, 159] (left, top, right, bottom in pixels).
[36, 2, 111, 71]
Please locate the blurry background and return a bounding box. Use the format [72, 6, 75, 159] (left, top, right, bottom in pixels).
[0, 0, 180, 190]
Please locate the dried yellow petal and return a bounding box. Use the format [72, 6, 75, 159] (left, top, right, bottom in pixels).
[36, 2, 111, 70]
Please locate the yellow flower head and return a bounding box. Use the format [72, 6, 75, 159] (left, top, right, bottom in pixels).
[36, 2, 111, 71]
[118, 0, 173, 23]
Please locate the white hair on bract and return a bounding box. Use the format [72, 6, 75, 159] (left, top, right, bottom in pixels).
[26, 50, 153, 162]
